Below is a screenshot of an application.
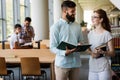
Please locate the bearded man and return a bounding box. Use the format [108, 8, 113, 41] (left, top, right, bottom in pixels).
[50, 1, 83, 80]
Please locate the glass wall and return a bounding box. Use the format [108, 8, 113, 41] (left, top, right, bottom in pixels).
[20, 0, 25, 24]
[0, 0, 6, 41]
[25, 0, 30, 17]
[6, 0, 14, 37]
[0, 0, 2, 40]
[0, 0, 30, 41]
[0, 0, 1, 17]
[0, 20, 2, 40]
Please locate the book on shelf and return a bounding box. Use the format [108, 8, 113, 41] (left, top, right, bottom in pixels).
[57, 41, 91, 52]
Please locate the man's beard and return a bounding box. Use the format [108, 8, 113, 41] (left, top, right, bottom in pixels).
[66, 13, 75, 23]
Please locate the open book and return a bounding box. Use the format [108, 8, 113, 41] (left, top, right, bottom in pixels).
[20, 42, 32, 46]
[95, 44, 106, 51]
[57, 41, 91, 52]
[95, 44, 107, 58]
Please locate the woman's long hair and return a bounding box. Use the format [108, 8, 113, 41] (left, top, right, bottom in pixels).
[94, 9, 111, 32]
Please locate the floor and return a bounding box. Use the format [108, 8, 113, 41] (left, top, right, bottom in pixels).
[5, 57, 89, 80]
[79, 58, 89, 80]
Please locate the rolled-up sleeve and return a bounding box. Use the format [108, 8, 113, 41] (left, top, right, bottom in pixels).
[50, 25, 66, 56]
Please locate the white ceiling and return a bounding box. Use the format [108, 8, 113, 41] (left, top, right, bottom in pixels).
[78, 0, 115, 12]
[110, 0, 120, 10]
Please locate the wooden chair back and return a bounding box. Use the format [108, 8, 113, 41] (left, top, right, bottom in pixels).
[0, 57, 7, 75]
[20, 57, 41, 76]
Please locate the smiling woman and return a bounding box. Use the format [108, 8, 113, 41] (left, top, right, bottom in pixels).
[87, 9, 115, 80]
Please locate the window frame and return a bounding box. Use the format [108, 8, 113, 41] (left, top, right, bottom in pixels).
[0, 0, 7, 41]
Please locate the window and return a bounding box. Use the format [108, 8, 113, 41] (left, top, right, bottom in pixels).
[20, 0, 25, 24]
[0, 0, 30, 41]
[13, 0, 20, 24]
[20, 0, 30, 24]
[0, 20, 2, 40]
[6, 0, 14, 37]
[0, 0, 6, 41]
[0, 0, 2, 40]
[25, 0, 30, 17]
[0, 0, 1, 18]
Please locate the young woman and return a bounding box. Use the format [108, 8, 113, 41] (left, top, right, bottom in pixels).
[88, 9, 115, 80]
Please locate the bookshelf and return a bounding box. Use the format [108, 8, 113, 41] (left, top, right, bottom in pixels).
[111, 27, 120, 78]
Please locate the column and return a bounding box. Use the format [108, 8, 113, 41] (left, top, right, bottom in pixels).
[74, 0, 83, 23]
[31, 0, 49, 41]
[114, 16, 119, 26]
[53, 0, 63, 23]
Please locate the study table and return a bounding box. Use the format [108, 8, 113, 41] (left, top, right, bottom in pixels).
[0, 49, 55, 80]
[0, 40, 8, 49]
[40, 39, 50, 48]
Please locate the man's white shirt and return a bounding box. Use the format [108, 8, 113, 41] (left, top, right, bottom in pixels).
[10, 33, 24, 49]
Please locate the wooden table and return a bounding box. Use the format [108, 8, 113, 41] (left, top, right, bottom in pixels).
[41, 39, 50, 48]
[0, 49, 55, 80]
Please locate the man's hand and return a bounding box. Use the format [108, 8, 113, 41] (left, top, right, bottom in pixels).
[65, 46, 76, 56]
[78, 42, 82, 45]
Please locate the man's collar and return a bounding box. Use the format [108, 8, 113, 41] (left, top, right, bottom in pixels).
[60, 18, 73, 24]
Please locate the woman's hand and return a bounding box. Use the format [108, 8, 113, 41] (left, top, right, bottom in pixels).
[91, 48, 101, 58]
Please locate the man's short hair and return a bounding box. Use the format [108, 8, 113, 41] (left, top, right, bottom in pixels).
[25, 17, 31, 22]
[14, 24, 22, 29]
[61, 1, 76, 9]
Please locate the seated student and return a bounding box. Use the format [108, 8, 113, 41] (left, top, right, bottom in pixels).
[10, 24, 24, 49]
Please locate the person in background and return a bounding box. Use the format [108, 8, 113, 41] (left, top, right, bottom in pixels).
[20, 17, 35, 48]
[10, 24, 24, 49]
[50, 1, 83, 80]
[21, 17, 35, 43]
[87, 9, 115, 80]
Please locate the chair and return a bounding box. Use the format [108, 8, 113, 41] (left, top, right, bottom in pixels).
[20, 57, 47, 80]
[5, 42, 10, 49]
[0, 43, 2, 49]
[40, 44, 49, 49]
[0, 57, 15, 80]
[40, 40, 49, 49]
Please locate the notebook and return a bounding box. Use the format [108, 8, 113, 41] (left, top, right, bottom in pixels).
[57, 41, 91, 52]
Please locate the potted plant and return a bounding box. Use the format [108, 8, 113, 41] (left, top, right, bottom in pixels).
[80, 20, 87, 27]
[80, 20, 88, 43]
[80, 20, 87, 31]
